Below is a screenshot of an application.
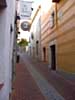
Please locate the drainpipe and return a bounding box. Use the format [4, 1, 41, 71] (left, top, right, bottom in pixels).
[55, 2, 58, 28]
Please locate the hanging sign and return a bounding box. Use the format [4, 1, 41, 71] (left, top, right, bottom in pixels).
[21, 21, 30, 31]
[20, 0, 33, 20]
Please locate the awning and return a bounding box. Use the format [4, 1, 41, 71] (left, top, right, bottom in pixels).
[0, 0, 7, 9]
[52, 0, 60, 3]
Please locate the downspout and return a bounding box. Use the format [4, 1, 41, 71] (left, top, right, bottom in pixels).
[55, 2, 58, 28]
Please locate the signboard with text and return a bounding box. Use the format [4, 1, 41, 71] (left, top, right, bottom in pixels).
[20, 0, 33, 20]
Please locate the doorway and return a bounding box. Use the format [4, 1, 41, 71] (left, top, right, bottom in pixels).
[36, 41, 39, 56]
[43, 47, 46, 62]
[50, 45, 56, 70]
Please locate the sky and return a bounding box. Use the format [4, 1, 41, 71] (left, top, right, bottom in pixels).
[18, 0, 53, 41]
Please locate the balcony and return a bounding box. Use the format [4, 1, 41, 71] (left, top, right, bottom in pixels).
[0, 0, 7, 9]
[52, 0, 60, 3]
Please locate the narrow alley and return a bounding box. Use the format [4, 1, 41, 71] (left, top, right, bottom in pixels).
[0, 0, 75, 100]
[12, 53, 75, 100]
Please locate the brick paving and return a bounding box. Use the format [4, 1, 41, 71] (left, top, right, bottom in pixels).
[23, 58, 64, 100]
[12, 53, 75, 100]
[23, 54, 75, 100]
[12, 63, 45, 100]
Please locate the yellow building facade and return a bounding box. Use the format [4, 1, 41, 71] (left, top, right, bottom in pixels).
[41, 0, 75, 73]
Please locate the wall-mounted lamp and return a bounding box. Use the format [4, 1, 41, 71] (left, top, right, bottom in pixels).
[31, 7, 33, 11]
[10, 24, 13, 33]
[31, 33, 34, 40]
[18, 32, 20, 34]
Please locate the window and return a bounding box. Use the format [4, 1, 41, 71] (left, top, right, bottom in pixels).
[49, 12, 55, 28]
[31, 32, 34, 40]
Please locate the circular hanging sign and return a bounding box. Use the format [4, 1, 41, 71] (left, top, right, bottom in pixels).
[21, 21, 30, 31]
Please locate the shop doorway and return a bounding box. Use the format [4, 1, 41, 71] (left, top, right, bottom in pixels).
[50, 45, 56, 70]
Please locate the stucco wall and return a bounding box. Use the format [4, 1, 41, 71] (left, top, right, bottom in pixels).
[30, 8, 41, 60]
[56, 0, 75, 73]
[41, 0, 75, 73]
[0, 0, 16, 99]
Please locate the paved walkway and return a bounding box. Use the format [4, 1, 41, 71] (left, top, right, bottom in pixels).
[22, 53, 75, 100]
[12, 63, 45, 100]
[12, 53, 75, 100]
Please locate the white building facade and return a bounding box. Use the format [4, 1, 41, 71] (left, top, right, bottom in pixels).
[0, 0, 16, 100]
[29, 6, 41, 60]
